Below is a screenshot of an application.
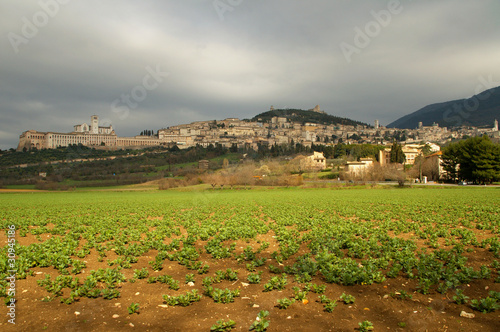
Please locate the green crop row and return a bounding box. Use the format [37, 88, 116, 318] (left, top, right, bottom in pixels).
[0, 188, 498, 315]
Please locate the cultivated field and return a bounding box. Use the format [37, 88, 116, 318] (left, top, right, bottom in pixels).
[1, 187, 499, 331]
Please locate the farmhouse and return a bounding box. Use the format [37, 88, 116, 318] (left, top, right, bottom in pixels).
[299, 151, 327, 171]
[378, 142, 440, 166]
[423, 151, 445, 181]
[345, 158, 374, 177]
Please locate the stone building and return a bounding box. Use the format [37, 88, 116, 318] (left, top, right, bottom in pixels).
[346, 158, 374, 177]
[423, 151, 445, 181]
[17, 115, 163, 151]
[378, 143, 440, 166]
[299, 151, 327, 171]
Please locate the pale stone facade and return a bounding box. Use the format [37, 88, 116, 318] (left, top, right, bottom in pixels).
[17, 115, 163, 151]
[379, 143, 440, 166]
[17, 130, 118, 151]
[424, 151, 445, 181]
[299, 151, 327, 171]
[17, 110, 499, 153]
[346, 158, 374, 177]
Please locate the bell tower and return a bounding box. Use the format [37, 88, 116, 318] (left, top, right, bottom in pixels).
[91, 115, 99, 134]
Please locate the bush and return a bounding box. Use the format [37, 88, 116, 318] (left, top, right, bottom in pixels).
[127, 303, 140, 314]
[211, 319, 236, 331]
[471, 295, 500, 313]
[249, 311, 270, 332]
[358, 321, 374, 332]
[318, 172, 339, 179]
[276, 298, 295, 309]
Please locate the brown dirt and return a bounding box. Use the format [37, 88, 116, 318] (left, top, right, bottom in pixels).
[1, 230, 499, 331]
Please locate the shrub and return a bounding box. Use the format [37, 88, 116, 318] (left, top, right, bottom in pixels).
[133, 268, 149, 280]
[249, 311, 270, 332]
[247, 272, 262, 284]
[162, 290, 202, 307]
[340, 293, 355, 304]
[276, 298, 295, 309]
[211, 319, 236, 332]
[453, 289, 469, 305]
[127, 303, 140, 314]
[205, 286, 240, 304]
[359, 321, 374, 332]
[471, 296, 500, 313]
[324, 300, 337, 313]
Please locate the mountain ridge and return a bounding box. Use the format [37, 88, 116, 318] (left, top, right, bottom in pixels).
[387, 86, 500, 129]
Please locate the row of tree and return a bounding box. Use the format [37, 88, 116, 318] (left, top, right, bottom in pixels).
[442, 136, 500, 184]
[139, 129, 157, 137]
[259, 141, 385, 160]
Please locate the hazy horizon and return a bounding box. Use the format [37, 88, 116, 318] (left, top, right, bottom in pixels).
[1, 0, 500, 150]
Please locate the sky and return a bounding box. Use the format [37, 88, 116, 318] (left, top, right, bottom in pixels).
[1, 0, 500, 150]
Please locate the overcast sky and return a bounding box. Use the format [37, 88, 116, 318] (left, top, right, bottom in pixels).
[1, 0, 500, 150]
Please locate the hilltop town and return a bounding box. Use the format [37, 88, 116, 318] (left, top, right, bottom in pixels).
[16, 106, 499, 153]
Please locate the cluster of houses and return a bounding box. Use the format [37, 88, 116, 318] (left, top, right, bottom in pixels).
[16, 110, 498, 182]
[18, 109, 499, 152]
[294, 142, 443, 182]
[157, 114, 453, 149]
[344, 143, 444, 182]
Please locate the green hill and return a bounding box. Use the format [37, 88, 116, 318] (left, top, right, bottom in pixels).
[250, 108, 368, 127]
[388, 86, 500, 129]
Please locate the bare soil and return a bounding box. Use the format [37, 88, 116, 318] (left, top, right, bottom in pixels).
[1, 230, 499, 332]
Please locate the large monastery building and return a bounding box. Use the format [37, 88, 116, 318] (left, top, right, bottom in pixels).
[17, 115, 162, 151]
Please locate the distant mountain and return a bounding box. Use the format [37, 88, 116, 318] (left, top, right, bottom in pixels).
[387, 86, 500, 129]
[251, 108, 369, 127]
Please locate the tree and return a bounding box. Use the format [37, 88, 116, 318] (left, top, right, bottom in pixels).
[238, 163, 256, 189]
[420, 143, 432, 156]
[349, 133, 362, 141]
[389, 141, 405, 164]
[442, 136, 500, 184]
[441, 143, 460, 182]
[411, 144, 433, 182]
[422, 157, 440, 181]
[413, 154, 425, 182]
[460, 136, 500, 184]
[334, 143, 347, 159]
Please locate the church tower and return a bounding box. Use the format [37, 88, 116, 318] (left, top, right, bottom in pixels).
[494, 119, 498, 132]
[91, 115, 99, 134]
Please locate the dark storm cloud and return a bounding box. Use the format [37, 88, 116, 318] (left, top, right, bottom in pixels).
[1, 0, 499, 149]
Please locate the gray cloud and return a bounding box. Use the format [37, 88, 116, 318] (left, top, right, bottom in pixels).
[1, 0, 499, 149]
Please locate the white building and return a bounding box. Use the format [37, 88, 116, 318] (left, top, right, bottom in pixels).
[74, 115, 113, 135]
[346, 158, 374, 177]
[379, 142, 440, 166]
[17, 115, 163, 151]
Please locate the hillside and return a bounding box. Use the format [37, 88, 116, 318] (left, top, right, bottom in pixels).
[388, 86, 500, 129]
[251, 108, 369, 127]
